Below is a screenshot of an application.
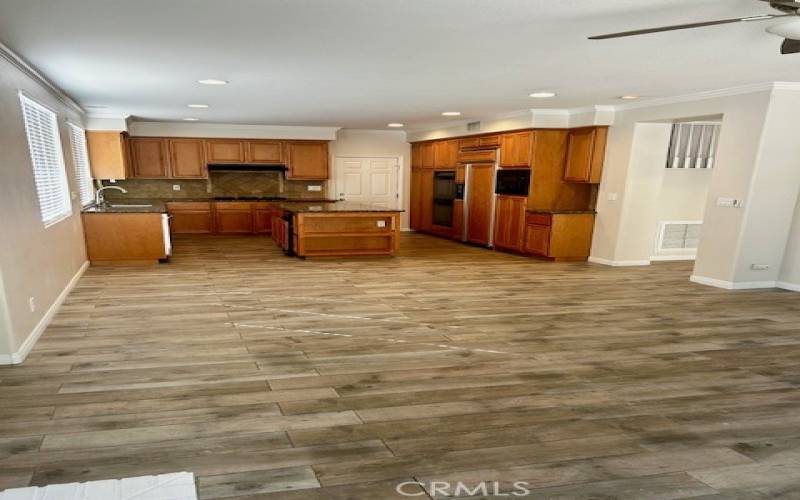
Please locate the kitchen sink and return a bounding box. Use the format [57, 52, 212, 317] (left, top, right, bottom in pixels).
[109, 204, 153, 208]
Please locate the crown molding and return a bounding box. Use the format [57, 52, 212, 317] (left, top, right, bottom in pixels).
[612, 82, 795, 112]
[0, 42, 84, 115]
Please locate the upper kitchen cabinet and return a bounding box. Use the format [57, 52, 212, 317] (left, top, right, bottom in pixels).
[129, 137, 170, 178]
[420, 142, 435, 169]
[86, 131, 129, 179]
[285, 141, 329, 180]
[169, 139, 207, 178]
[564, 126, 608, 184]
[499, 131, 533, 168]
[411, 143, 422, 168]
[246, 140, 283, 164]
[433, 139, 459, 169]
[206, 139, 245, 163]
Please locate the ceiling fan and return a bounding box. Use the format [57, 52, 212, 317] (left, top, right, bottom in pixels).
[589, 0, 800, 54]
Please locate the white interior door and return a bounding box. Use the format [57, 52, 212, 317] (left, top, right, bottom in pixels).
[335, 157, 400, 208]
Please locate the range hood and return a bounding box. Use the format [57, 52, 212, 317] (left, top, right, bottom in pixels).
[208, 163, 287, 172]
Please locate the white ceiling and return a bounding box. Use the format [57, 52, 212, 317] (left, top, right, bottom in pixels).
[1, 0, 799, 128]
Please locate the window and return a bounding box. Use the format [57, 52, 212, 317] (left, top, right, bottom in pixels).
[19, 93, 71, 226]
[67, 123, 94, 206]
[666, 122, 721, 169]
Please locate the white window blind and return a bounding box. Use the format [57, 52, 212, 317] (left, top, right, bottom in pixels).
[666, 122, 721, 169]
[68, 123, 94, 206]
[19, 93, 72, 226]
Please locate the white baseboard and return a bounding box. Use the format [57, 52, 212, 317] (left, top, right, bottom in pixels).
[650, 254, 696, 262]
[0, 261, 88, 365]
[777, 281, 800, 292]
[690, 274, 777, 290]
[588, 256, 651, 267]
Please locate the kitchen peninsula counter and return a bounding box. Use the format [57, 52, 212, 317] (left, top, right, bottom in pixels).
[276, 202, 403, 257]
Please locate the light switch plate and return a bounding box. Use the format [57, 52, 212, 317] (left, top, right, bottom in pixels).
[717, 197, 743, 208]
[173, 184, 181, 191]
[607, 192, 618, 201]
[376, 220, 386, 228]
[307, 185, 322, 192]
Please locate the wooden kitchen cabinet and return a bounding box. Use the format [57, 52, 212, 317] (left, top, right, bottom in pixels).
[434, 139, 459, 169]
[564, 127, 608, 184]
[499, 131, 533, 168]
[206, 139, 245, 163]
[167, 202, 213, 234]
[452, 199, 464, 240]
[82, 213, 167, 265]
[523, 212, 595, 260]
[214, 202, 254, 234]
[411, 143, 422, 168]
[169, 139, 207, 178]
[466, 163, 495, 246]
[246, 140, 283, 164]
[419, 169, 434, 232]
[410, 168, 423, 230]
[129, 138, 170, 178]
[87, 131, 129, 179]
[285, 141, 329, 180]
[493, 195, 527, 252]
[420, 142, 435, 169]
[253, 203, 278, 234]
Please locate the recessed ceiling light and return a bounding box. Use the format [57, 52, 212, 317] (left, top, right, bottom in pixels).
[197, 79, 228, 85]
[387, 123, 404, 128]
[441, 111, 461, 116]
[187, 104, 209, 108]
[619, 95, 640, 100]
[183, 117, 200, 121]
[529, 92, 556, 98]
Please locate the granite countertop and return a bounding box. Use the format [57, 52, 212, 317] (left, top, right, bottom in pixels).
[279, 201, 404, 213]
[82, 197, 339, 213]
[527, 208, 597, 215]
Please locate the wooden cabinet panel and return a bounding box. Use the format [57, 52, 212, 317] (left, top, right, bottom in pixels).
[479, 135, 501, 148]
[411, 143, 422, 168]
[565, 127, 607, 184]
[129, 138, 169, 178]
[523, 224, 551, 256]
[452, 200, 464, 240]
[419, 170, 434, 232]
[457, 149, 496, 165]
[434, 139, 459, 169]
[285, 141, 329, 180]
[459, 137, 480, 150]
[214, 206, 254, 234]
[206, 140, 245, 163]
[167, 202, 213, 234]
[455, 166, 465, 184]
[247, 140, 283, 164]
[169, 139, 207, 178]
[493, 195, 527, 251]
[420, 142, 435, 169]
[410, 168, 423, 230]
[87, 131, 128, 179]
[466, 163, 494, 245]
[82, 213, 166, 264]
[253, 204, 278, 234]
[499, 131, 533, 168]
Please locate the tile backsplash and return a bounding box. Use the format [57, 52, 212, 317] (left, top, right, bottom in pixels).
[102, 171, 328, 200]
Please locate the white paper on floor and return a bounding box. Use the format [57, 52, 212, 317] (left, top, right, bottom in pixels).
[0, 472, 197, 500]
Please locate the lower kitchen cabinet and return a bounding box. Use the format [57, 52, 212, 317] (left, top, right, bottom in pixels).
[452, 199, 464, 240]
[167, 202, 213, 234]
[214, 203, 255, 234]
[523, 212, 595, 260]
[493, 195, 527, 252]
[253, 203, 278, 234]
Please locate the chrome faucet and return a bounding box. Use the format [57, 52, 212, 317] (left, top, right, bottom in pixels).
[95, 186, 128, 206]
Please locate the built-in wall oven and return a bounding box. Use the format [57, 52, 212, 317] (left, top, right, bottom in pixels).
[433, 171, 457, 227]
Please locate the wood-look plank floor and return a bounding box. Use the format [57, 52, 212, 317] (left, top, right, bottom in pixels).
[2, 233, 800, 498]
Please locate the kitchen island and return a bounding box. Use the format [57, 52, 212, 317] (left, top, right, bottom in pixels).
[276, 202, 402, 258]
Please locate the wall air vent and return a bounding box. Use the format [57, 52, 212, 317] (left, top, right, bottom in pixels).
[466, 121, 481, 132]
[653, 221, 702, 261]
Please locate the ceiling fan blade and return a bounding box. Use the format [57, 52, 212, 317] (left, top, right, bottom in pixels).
[589, 14, 787, 40]
[781, 38, 800, 53]
[760, 0, 800, 10]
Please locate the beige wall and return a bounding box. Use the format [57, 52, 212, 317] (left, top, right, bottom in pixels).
[0, 55, 88, 361]
[329, 129, 411, 229]
[780, 196, 800, 289]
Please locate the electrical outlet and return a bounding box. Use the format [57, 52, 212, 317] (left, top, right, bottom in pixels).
[307, 185, 322, 192]
[751, 264, 769, 271]
[172, 184, 181, 191]
[607, 192, 618, 201]
[28, 297, 35, 312]
[376, 220, 386, 228]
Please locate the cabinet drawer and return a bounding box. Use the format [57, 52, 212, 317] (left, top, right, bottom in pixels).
[526, 213, 552, 226]
[457, 149, 497, 164]
[458, 137, 480, 150]
[479, 135, 501, 147]
[214, 202, 253, 210]
[167, 201, 211, 211]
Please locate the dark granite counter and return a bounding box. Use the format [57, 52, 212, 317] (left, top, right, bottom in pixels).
[83, 197, 340, 213]
[527, 208, 596, 215]
[82, 200, 167, 214]
[279, 201, 403, 213]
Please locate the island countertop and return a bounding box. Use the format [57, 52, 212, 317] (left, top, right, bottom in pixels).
[279, 201, 404, 213]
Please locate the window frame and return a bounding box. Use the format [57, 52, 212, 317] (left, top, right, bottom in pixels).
[18, 92, 73, 227]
